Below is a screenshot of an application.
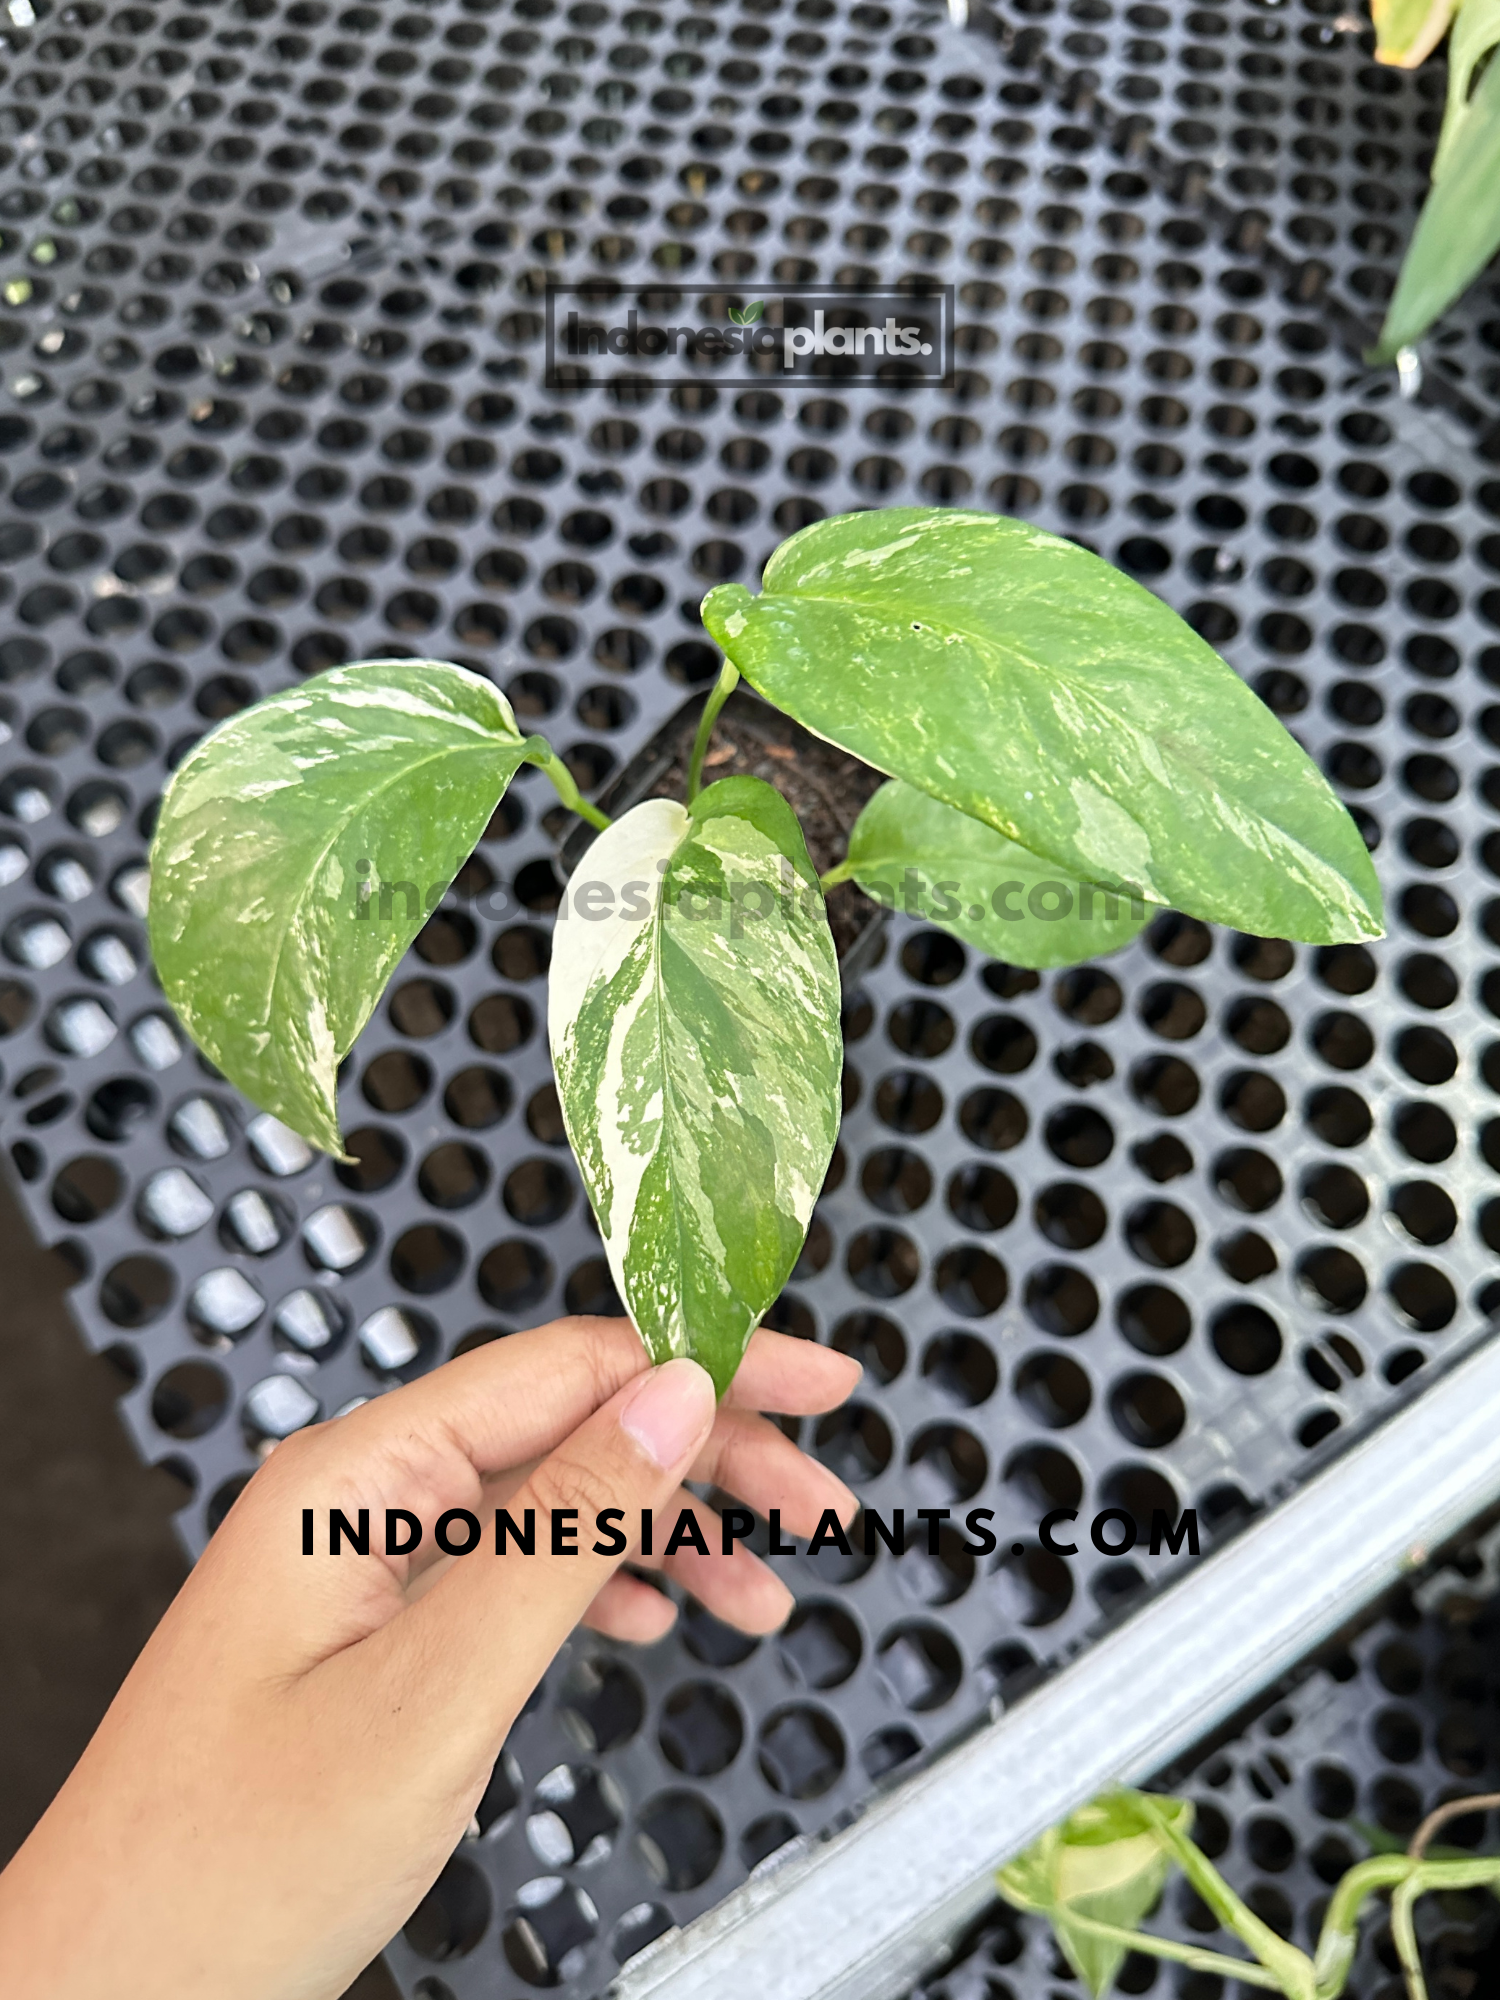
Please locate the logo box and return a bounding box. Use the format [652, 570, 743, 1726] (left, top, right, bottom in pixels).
[544, 280, 956, 389]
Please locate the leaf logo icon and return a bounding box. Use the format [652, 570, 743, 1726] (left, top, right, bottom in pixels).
[728, 300, 765, 325]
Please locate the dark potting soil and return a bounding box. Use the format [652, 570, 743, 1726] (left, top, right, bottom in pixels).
[642, 689, 886, 963]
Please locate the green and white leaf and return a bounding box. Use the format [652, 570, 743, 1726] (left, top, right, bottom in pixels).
[1372, 0, 1456, 68]
[998, 1792, 1192, 1998]
[1375, 14, 1500, 359]
[547, 776, 841, 1394]
[148, 659, 529, 1158]
[846, 779, 1154, 968]
[702, 509, 1382, 946]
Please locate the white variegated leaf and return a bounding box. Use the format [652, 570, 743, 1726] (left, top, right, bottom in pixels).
[547, 776, 842, 1393]
[149, 658, 529, 1158]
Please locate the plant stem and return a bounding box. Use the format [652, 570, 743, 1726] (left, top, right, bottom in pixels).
[1392, 1799, 1500, 2000]
[1313, 1854, 1409, 1997]
[524, 737, 612, 833]
[1319, 1853, 1410, 1942]
[686, 662, 739, 803]
[1391, 1877, 1427, 2000]
[1409, 1793, 1500, 1860]
[1059, 1912, 1285, 1990]
[1395, 1858, 1500, 2000]
[1311, 1852, 1500, 1999]
[1138, 1798, 1318, 2000]
[819, 859, 856, 892]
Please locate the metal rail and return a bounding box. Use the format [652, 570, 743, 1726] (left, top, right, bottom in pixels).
[612, 1325, 1500, 2000]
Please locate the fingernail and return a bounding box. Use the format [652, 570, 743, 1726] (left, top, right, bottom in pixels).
[620, 1358, 716, 1469]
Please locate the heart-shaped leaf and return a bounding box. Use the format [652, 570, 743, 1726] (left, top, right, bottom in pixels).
[702, 509, 1382, 945]
[846, 778, 1153, 967]
[148, 659, 529, 1157]
[998, 1792, 1193, 1998]
[548, 777, 841, 1393]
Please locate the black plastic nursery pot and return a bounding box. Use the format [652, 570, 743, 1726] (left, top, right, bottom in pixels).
[558, 681, 889, 972]
[2, 0, 1500, 1997]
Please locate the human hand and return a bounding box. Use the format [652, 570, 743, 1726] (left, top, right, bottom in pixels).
[0, 1316, 861, 2000]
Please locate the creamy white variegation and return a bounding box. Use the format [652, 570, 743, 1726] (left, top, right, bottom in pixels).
[148, 659, 529, 1157]
[702, 508, 1385, 946]
[548, 778, 842, 1393]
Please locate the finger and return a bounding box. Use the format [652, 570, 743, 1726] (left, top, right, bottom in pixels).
[330, 1358, 718, 1752]
[660, 1525, 794, 1634]
[689, 1407, 857, 1538]
[581, 1572, 678, 1644]
[401, 1461, 533, 1583]
[226, 1319, 656, 1651]
[325, 1316, 652, 1478]
[625, 1488, 795, 1635]
[290, 1318, 857, 1530]
[724, 1329, 862, 1415]
[235, 1321, 856, 1668]
[412, 1398, 855, 1591]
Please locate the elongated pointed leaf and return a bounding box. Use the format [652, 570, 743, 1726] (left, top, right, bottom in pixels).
[998, 1792, 1193, 1997]
[703, 510, 1382, 944]
[1373, 0, 1455, 68]
[548, 777, 841, 1393]
[148, 659, 528, 1157]
[1432, 0, 1500, 180]
[847, 779, 1153, 967]
[1375, 38, 1500, 359]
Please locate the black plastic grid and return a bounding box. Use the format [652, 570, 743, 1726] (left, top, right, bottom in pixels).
[981, 0, 1500, 444]
[0, 3, 1498, 1997]
[908, 1521, 1500, 2000]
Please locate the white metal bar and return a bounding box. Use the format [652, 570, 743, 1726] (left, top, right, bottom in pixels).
[612, 1329, 1500, 2000]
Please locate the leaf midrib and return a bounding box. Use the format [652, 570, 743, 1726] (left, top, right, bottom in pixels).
[645, 827, 696, 1362]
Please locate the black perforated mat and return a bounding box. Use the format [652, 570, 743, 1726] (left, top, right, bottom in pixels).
[2, 2, 1499, 1996]
[906, 1519, 1500, 2000]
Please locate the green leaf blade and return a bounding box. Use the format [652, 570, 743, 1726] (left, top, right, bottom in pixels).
[1430, 0, 1500, 181]
[1372, 0, 1456, 69]
[1375, 38, 1500, 360]
[148, 658, 527, 1156]
[548, 776, 842, 1393]
[702, 509, 1383, 946]
[848, 779, 1153, 967]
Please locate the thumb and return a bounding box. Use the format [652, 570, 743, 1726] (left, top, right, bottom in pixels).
[374, 1356, 716, 1731]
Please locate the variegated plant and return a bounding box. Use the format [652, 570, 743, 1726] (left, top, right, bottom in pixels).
[147, 507, 1383, 1393]
[1004, 1786, 1500, 1999]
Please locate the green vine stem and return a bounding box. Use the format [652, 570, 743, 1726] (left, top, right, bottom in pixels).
[1389, 1859, 1500, 2000]
[1017, 1789, 1500, 2000]
[1058, 1910, 1285, 1990]
[818, 858, 856, 892]
[1311, 1853, 1409, 1995]
[686, 661, 739, 803]
[1392, 1875, 1427, 2000]
[1138, 1796, 1318, 2000]
[1310, 1793, 1500, 2000]
[524, 736, 612, 833]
